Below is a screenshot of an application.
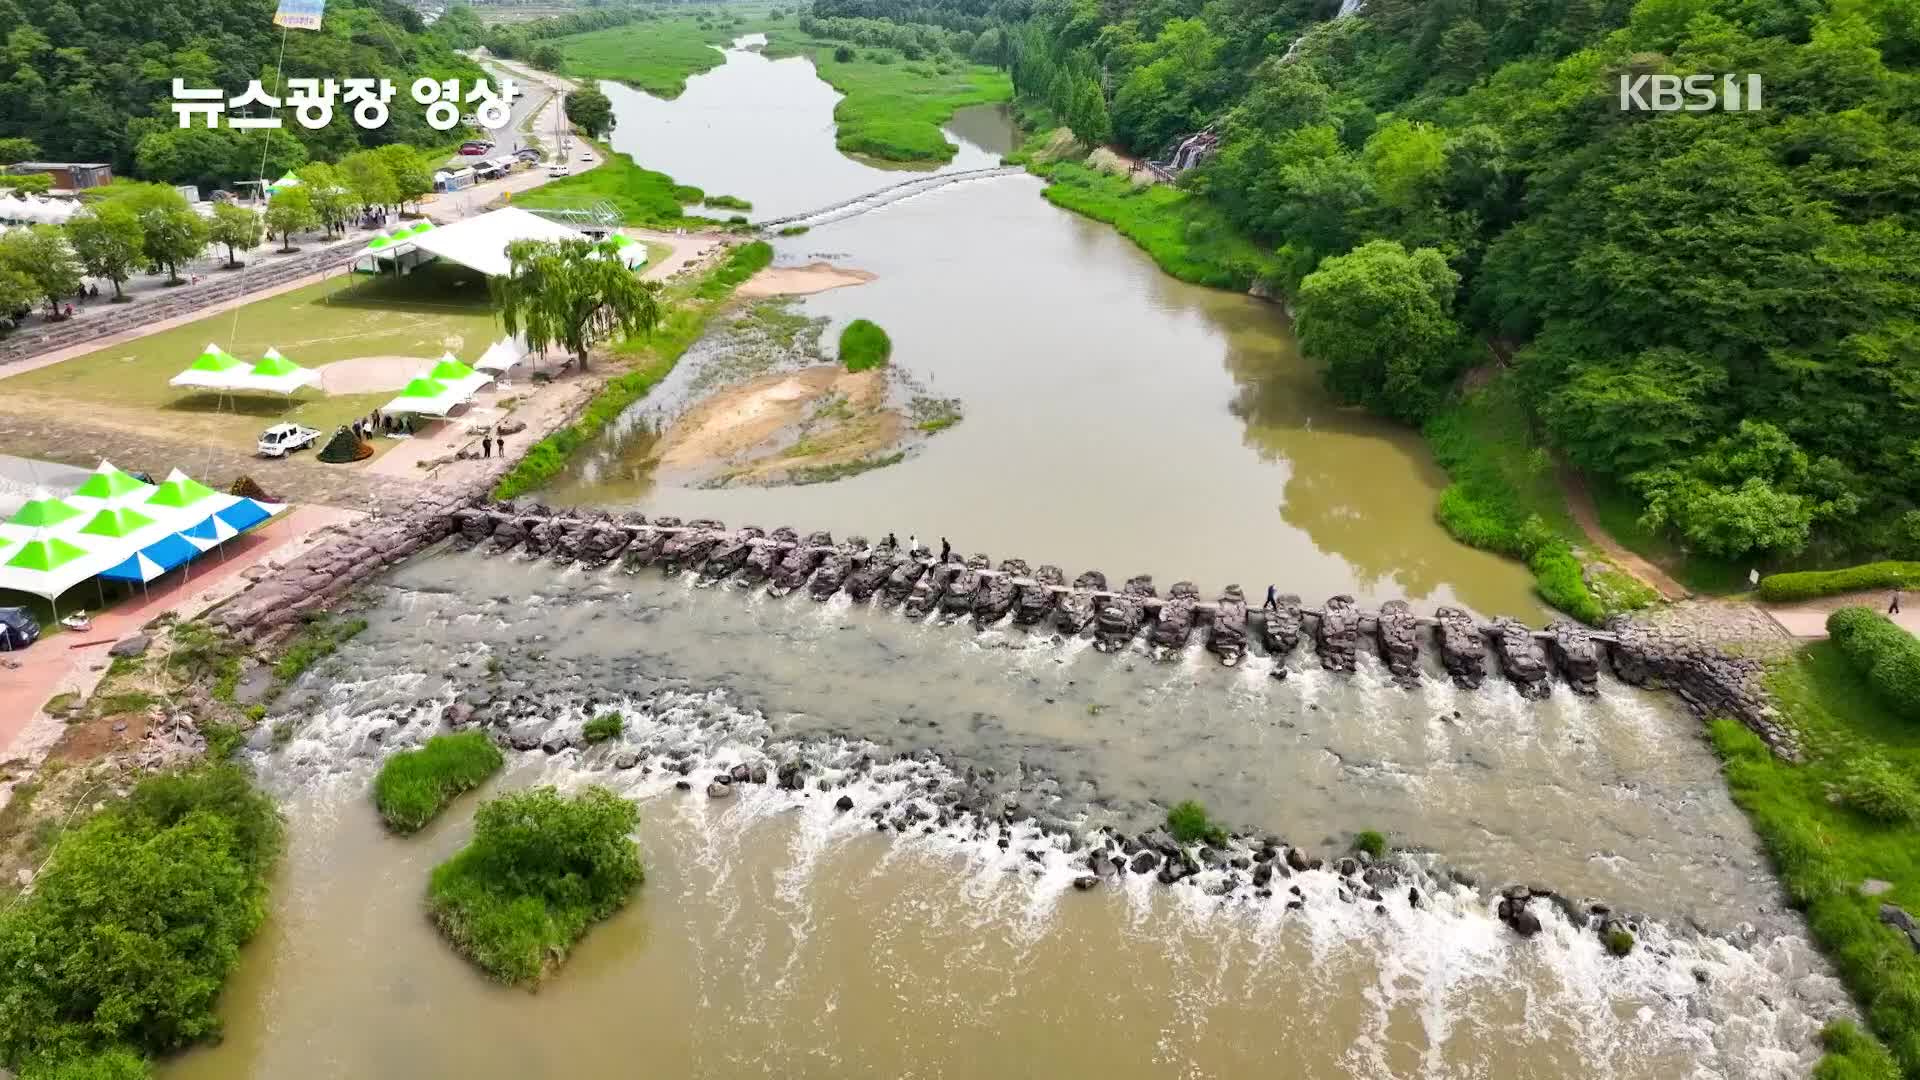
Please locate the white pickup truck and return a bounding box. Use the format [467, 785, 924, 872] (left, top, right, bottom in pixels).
[257, 423, 320, 458]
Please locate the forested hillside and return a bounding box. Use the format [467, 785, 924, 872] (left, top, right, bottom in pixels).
[839, 0, 1920, 570]
[0, 0, 480, 181]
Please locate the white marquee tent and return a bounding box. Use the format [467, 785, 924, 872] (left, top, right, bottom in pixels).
[399, 206, 591, 277]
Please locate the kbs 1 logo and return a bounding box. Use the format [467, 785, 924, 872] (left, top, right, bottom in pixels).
[1618, 73, 1764, 112]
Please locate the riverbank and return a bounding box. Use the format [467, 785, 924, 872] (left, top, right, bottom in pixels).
[491, 241, 772, 501]
[555, 12, 746, 98]
[514, 139, 752, 228]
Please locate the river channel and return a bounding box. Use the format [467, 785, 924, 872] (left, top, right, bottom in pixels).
[166, 554, 1845, 1079]
[546, 37, 1548, 621]
[161, 37, 1846, 1080]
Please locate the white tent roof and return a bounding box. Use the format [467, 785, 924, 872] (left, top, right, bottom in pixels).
[404, 206, 588, 278]
[473, 336, 528, 374]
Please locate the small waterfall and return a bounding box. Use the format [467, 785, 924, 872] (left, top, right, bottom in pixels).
[1281, 0, 1367, 64]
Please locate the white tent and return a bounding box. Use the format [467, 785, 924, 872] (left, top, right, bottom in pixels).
[473, 336, 528, 374]
[383, 376, 471, 417]
[404, 206, 588, 278]
[226, 348, 322, 396]
[169, 343, 247, 391]
[422, 354, 492, 398]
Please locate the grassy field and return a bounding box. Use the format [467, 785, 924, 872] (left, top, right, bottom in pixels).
[764, 28, 1012, 163]
[556, 14, 744, 98]
[1712, 642, 1920, 1077]
[4, 264, 501, 452]
[516, 140, 716, 227]
[1024, 159, 1282, 292]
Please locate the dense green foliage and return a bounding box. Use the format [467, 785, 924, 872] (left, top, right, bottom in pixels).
[0, 0, 482, 176]
[1165, 799, 1227, 847]
[1295, 240, 1466, 423]
[838, 318, 892, 371]
[492, 242, 772, 500]
[582, 713, 624, 743]
[372, 732, 506, 833]
[1715, 643, 1920, 1075]
[427, 786, 643, 985]
[1423, 374, 1608, 623]
[1762, 563, 1920, 603]
[0, 766, 281, 1077]
[985, 0, 1920, 566]
[1827, 608, 1920, 723]
[1353, 830, 1386, 858]
[1816, 1020, 1902, 1080]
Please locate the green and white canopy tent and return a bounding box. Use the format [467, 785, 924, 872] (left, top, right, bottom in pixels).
[229, 348, 321, 396]
[424, 354, 493, 398]
[382, 376, 470, 417]
[0, 532, 114, 617]
[67, 460, 155, 511]
[169, 343, 247, 390]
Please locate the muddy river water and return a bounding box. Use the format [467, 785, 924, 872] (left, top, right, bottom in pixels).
[545, 37, 1547, 621]
[164, 38, 1848, 1080]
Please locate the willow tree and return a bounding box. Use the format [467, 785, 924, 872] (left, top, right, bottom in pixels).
[491, 238, 662, 371]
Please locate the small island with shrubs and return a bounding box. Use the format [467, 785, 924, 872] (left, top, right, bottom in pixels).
[372, 731, 505, 833]
[838, 318, 892, 372]
[428, 785, 644, 986]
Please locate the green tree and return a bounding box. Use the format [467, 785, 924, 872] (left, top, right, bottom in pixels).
[339, 150, 398, 213]
[207, 202, 262, 268]
[529, 43, 564, 71]
[565, 87, 615, 140]
[374, 145, 433, 213]
[136, 205, 209, 286]
[0, 269, 36, 322]
[297, 162, 351, 237]
[263, 187, 318, 253]
[1295, 240, 1466, 424]
[1067, 76, 1112, 145]
[0, 136, 38, 165]
[491, 237, 663, 372]
[0, 224, 83, 316]
[63, 205, 143, 300]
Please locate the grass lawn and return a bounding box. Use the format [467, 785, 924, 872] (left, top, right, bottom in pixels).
[3, 264, 501, 454]
[516, 140, 713, 227]
[763, 28, 1012, 164]
[557, 14, 745, 98]
[1711, 642, 1920, 1077]
[1026, 159, 1283, 292]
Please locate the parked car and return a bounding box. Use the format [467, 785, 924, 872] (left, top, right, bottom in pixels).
[257, 423, 321, 458]
[458, 140, 495, 155]
[547, 163, 570, 178]
[0, 606, 40, 651]
[514, 147, 543, 163]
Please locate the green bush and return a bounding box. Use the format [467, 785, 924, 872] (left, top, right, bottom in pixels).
[1603, 928, 1635, 957]
[1761, 563, 1920, 603]
[1166, 800, 1227, 847]
[703, 194, 752, 211]
[839, 318, 892, 372]
[1827, 607, 1920, 722]
[1354, 829, 1386, 858]
[372, 732, 506, 833]
[1837, 754, 1920, 824]
[428, 786, 644, 985]
[0, 766, 281, 1077]
[582, 713, 623, 743]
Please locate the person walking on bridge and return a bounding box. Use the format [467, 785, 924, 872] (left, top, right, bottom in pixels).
[1893, 589, 1904, 616]
[1264, 585, 1278, 612]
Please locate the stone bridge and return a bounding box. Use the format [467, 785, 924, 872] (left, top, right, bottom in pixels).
[419, 504, 1796, 756]
[755, 167, 1024, 231]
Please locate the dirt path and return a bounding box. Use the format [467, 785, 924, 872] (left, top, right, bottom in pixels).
[1760, 590, 1920, 639]
[1558, 466, 1691, 602]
